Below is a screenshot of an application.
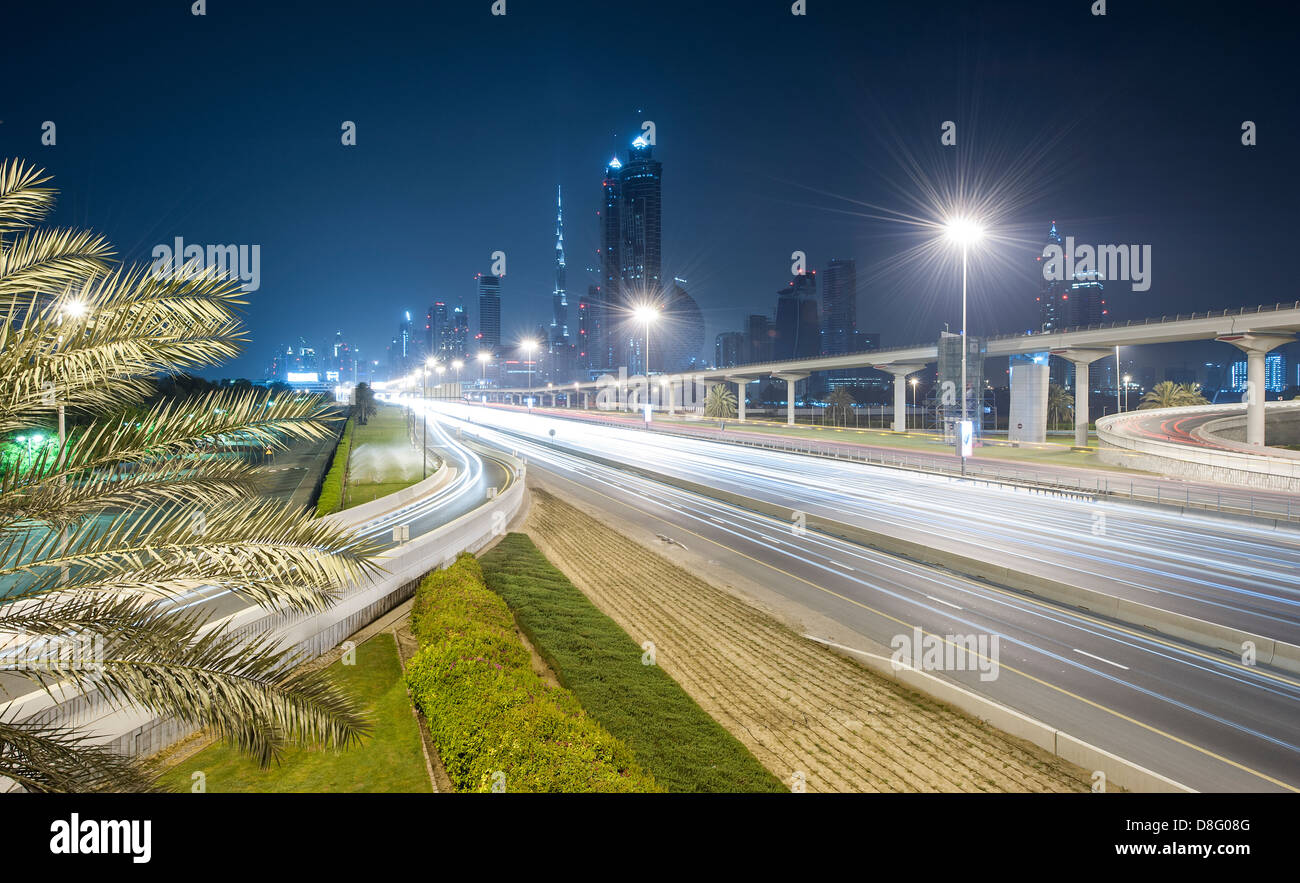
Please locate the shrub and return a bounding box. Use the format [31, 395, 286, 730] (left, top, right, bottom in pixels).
[405, 555, 660, 793]
[314, 417, 355, 517]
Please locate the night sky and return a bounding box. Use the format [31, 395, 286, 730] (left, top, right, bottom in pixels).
[2, 0, 1295, 380]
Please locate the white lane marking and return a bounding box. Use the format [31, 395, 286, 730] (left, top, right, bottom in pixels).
[925, 594, 963, 611]
[828, 559, 853, 570]
[1073, 648, 1130, 670]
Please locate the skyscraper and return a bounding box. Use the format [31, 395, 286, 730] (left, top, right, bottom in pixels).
[746, 314, 773, 364]
[655, 278, 705, 374]
[1035, 221, 1068, 335]
[476, 274, 501, 354]
[597, 134, 664, 372]
[716, 331, 744, 368]
[550, 185, 569, 347]
[773, 273, 819, 361]
[821, 258, 857, 356]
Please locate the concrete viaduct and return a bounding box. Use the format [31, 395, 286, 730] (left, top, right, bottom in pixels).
[470, 302, 1300, 449]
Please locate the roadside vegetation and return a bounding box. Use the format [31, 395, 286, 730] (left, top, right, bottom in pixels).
[404, 555, 659, 792]
[159, 633, 430, 793]
[480, 534, 785, 792]
[314, 417, 355, 516]
[342, 405, 430, 508]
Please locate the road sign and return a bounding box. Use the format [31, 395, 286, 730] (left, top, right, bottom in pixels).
[958, 419, 974, 458]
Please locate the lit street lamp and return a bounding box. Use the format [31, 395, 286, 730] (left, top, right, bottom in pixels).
[634, 304, 659, 380]
[1123, 374, 1132, 413]
[909, 376, 918, 431]
[521, 339, 538, 408]
[477, 350, 491, 386]
[944, 217, 984, 471]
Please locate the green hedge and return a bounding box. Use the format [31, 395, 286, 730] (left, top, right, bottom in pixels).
[480, 534, 785, 793]
[313, 417, 355, 517]
[405, 554, 660, 793]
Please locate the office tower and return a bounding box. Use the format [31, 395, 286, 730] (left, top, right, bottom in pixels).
[476, 274, 501, 354]
[821, 258, 858, 356]
[716, 331, 744, 368]
[550, 185, 569, 347]
[773, 272, 820, 361]
[746, 314, 773, 364]
[653, 278, 704, 374]
[597, 134, 665, 371]
[426, 301, 448, 356]
[1035, 221, 1068, 334]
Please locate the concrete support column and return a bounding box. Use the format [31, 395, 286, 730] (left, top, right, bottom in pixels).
[893, 374, 907, 433]
[1073, 362, 1091, 449]
[1050, 348, 1112, 449]
[666, 380, 676, 415]
[786, 379, 797, 425]
[736, 381, 746, 422]
[1218, 333, 1294, 446]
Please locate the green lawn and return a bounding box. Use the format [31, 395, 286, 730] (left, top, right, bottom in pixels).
[343, 405, 432, 509]
[158, 633, 431, 793]
[479, 534, 785, 793]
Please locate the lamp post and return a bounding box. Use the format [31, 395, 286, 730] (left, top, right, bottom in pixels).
[634, 305, 659, 380]
[521, 339, 538, 408]
[909, 377, 918, 431]
[944, 218, 984, 472]
[477, 351, 491, 387]
[452, 358, 464, 397]
[1123, 374, 1132, 413]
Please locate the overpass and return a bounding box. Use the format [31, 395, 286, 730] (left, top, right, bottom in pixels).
[463, 301, 1300, 449]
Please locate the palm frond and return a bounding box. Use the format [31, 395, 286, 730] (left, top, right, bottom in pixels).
[0, 160, 55, 234]
[0, 226, 115, 301]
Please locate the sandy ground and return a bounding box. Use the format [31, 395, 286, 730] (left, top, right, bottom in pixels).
[523, 485, 1091, 793]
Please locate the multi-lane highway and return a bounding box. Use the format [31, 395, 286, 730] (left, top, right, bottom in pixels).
[422, 398, 1300, 792]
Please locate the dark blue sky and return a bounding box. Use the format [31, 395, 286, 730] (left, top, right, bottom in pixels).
[2, 0, 1295, 379]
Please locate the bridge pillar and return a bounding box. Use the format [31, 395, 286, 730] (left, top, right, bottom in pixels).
[726, 377, 754, 422]
[876, 364, 928, 433]
[1051, 348, 1112, 448]
[774, 373, 810, 425]
[1218, 333, 1295, 446]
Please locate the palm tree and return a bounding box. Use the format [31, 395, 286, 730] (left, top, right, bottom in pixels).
[826, 386, 856, 427]
[352, 382, 377, 425]
[1138, 381, 1209, 410]
[0, 160, 383, 792]
[1046, 384, 1073, 430]
[703, 384, 737, 425]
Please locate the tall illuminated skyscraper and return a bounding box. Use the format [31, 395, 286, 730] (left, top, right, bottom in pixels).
[476, 274, 501, 354]
[550, 185, 569, 346]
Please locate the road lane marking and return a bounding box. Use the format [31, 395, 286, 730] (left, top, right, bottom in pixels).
[533, 460, 1297, 793]
[926, 595, 964, 610]
[1074, 649, 1130, 670]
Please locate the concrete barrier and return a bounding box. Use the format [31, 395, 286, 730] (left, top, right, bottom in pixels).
[806, 636, 1193, 793]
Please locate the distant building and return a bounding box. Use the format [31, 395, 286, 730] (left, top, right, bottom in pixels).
[773, 272, 820, 361]
[550, 185, 569, 347]
[476, 274, 502, 354]
[655, 279, 704, 374]
[1231, 354, 1287, 393]
[746, 314, 773, 364]
[716, 331, 744, 368]
[821, 258, 857, 356]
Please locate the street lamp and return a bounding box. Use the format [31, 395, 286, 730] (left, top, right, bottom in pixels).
[452, 359, 464, 392]
[944, 217, 984, 470]
[909, 377, 918, 431]
[477, 350, 491, 386]
[634, 304, 659, 379]
[1123, 374, 1132, 413]
[521, 339, 538, 407]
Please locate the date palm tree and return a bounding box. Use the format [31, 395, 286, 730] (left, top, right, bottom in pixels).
[826, 386, 856, 427]
[1046, 384, 1073, 431]
[0, 160, 383, 792]
[703, 383, 737, 425]
[1138, 380, 1209, 410]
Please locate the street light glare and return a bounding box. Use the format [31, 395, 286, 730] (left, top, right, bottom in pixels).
[477, 351, 491, 362]
[944, 217, 985, 246]
[634, 305, 659, 324]
[521, 339, 538, 352]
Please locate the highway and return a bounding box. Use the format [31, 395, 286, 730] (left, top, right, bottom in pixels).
[422, 398, 1300, 792]
[441, 402, 1300, 644]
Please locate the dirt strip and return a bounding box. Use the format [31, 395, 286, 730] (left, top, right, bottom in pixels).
[522, 485, 1091, 793]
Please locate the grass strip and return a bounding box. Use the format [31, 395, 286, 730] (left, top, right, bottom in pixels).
[405, 554, 660, 792]
[313, 416, 354, 517]
[480, 533, 785, 793]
